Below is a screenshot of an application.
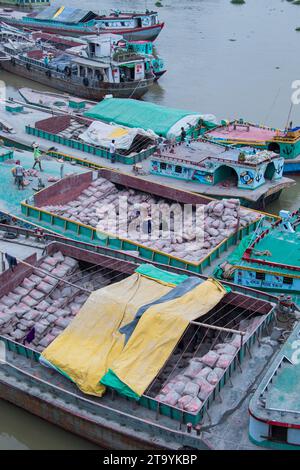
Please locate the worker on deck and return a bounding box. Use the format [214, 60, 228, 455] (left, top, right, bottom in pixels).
[180, 127, 187, 143]
[110, 140, 116, 164]
[32, 143, 43, 171]
[14, 160, 25, 190]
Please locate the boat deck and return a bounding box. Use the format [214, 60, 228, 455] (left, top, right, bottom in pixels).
[207, 124, 281, 143]
[0, 100, 295, 207]
[0, 147, 88, 215]
[250, 321, 300, 429]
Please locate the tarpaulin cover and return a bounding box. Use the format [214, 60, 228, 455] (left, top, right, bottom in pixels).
[40, 265, 186, 396]
[101, 278, 227, 399]
[78, 120, 156, 151]
[34, 6, 95, 24]
[120, 276, 203, 344]
[84, 98, 217, 138]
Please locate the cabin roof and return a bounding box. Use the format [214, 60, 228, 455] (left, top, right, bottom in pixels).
[228, 214, 300, 276]
[34, 6, 96, 24]
[207, 122, 283, 143]
[154, 140, 278, 168]
[71, 55, 110, 68]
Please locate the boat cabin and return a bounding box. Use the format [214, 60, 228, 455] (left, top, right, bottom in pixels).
[150, 140, 284, 190]
[249, 321, 300, 449]
[94, 10, 160, 30]
[216, 209, 300, 295]
[206, 120, 300, 161]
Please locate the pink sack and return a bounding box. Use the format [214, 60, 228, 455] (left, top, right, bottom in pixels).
[214, 343, 237, 355]
[161, 381, 185, 395]
[216, 354, 234, 369]
[38, 281, 53, 295]
[13, 286, 28, 296]
[22, 295, 38, 307]
[214, 367, 225, 380]
[30, 289, 45, 301]
[21, 278, 36, 290]
[177, 395, 193, 409]
[183, 381, 200, 397]
[196, 366, 212, 379]
[43, 276, 58, 287]
[161, 390, 180, 406]
[201, 350, 219, 368]
[207, 371, 220, 386]
[184, 397, 203, 413]
[198, 380, 214, 401]
[1, 296, 16, 308]
[44, 256, 59, 267]
[183, 360, 203, 379]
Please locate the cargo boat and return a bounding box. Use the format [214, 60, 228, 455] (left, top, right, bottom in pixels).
[0, 28, 155, 100]
[249, 321, 300, 449]
[0, 6, 165, 41]
[1, 96, 293, 209]
[214, 209, 300, 302]
[0, 233, 284, 450]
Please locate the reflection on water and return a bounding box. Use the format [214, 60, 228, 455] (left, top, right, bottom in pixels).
[1, 0, 300, 449]
[0, 398, 98, 450]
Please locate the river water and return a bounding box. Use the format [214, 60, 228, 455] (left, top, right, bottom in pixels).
[1, 0, 300, 449]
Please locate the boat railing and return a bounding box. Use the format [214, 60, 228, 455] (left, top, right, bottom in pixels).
[0, 221, 279, 304]
[0, 342, 208, 449]
[13, 55, 152, 88]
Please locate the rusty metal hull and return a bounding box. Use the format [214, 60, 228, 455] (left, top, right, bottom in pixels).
[0, 62, 154, 100]
[0, 363, 209, 450]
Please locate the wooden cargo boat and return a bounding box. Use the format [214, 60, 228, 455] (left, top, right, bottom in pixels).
[249, 321, 300, 449]
[0, 6, 164, 41]
[0, 235, 280, 449]
[214, 209, 300, 301]
[0, 29, 155, 100]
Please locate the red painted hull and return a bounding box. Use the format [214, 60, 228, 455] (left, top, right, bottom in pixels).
[0, 18, 165, 41]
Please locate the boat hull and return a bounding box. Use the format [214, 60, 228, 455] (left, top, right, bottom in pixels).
[0, 18, 164, 41]
[0, 61, 154, 100]
[0, 363, 208, 450]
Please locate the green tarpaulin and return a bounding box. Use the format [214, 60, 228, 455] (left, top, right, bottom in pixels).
[84, 98, 216, 138]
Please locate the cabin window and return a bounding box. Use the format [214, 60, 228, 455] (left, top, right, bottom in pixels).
[160, 162, 167, 170]
[255, 272, 265, 281]
[269, 425, 288, 443]
[175, 166, 183, 174]
[283, 276, 293, 285]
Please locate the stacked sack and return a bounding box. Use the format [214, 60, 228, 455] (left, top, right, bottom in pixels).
[155, 315, 266, 414]
[41, 177, 260, 263]
[0, 252, 92, 351]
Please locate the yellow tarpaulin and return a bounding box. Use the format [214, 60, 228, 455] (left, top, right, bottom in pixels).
[41, 272, 173, 396]
[105, 278, 226, 397]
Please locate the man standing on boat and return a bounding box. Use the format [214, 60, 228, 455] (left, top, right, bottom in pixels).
[180, 127, 187, 143]
[110, 140, 116, 164]
[14, 160, 25, 190]
[32, 143, 43, 171]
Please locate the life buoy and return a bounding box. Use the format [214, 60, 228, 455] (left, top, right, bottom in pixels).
[46, 69, 51, 78]
[83, 77, 89, 87]
[26, 62, 31, 71]
[10, 57, 16, 66]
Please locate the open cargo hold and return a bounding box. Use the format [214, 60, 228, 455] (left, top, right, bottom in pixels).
[0, 241, 275, 429]
[25, 115, 157, 165]
[20, 168, 273, 274]
[84, 98, 217, 139]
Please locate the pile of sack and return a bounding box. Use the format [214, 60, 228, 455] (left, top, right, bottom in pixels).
[155, 314, 266, 414]
[41, 177, 260, 262]
[0, 252, 107, 351]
